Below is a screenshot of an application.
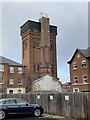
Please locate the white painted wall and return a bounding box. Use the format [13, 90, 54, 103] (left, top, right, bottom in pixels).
[7, 88, 26, 94]
[32, 75, 61, 92]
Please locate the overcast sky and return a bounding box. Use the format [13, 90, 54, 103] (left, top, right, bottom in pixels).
[0, 1, 89, 83]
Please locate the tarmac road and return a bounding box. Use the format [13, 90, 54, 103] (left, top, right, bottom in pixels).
[5, 115, 76, 120]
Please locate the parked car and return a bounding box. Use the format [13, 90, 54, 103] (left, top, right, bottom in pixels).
[0, 98, 44, 119]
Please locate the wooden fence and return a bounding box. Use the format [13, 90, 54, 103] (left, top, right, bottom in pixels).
[0, 92, 90, 120]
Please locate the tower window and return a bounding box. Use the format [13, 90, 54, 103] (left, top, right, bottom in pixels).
[34, 65, 39, 72]
[23, 39, 28, 50]
[33, 37, 40, 48]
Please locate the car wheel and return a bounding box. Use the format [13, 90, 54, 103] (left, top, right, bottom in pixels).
[34, 109, 41, 117]
[0, 110, 6, 119]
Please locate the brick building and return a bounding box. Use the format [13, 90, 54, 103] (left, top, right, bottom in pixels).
[68, 47, 90, 92]
[0, 56, 27, 94]
[20, 17, 57, 82]
[62, 82, 71, 93]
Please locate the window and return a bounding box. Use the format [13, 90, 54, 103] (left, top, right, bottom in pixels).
[73, 62, 77, 70]
[74, 76, 78, 84]
[73, 88, 79, 92]
[18, 67, 22, 73]
[0, 88, 3, 93]
[17, 78, 22, 85]
[23, 39, 28, 50]
[4, 100, 16, 104]
[33, 37, 40, 48]
[9, 90, 13, 94]
[82, 75, 88, 83]
[34, 65, 39, 72]
[82, 60, 86, 68]
[0, 64, 4, 71]
[10, 67, 14, 73]
[9, 78, 14, 85]
[18, 90, 22, 93]
[0, 77, 4, 84]
[15, 99, 28, 105]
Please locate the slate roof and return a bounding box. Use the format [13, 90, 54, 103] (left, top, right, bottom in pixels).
[78, 47, 90, 58]
[68, 47, 90, 64]
[20, 19, 57, 35]
[0, 56, 24, 67]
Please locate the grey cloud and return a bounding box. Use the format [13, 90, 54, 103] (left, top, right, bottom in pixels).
[1, 2, 88, 83]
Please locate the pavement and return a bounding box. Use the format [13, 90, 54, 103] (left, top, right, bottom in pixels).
[5, 114, 77, 120]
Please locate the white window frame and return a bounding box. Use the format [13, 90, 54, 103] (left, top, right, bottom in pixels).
[18, 78, 22, 85]
[74, 76, 78, 84]
[0, 64, 4, 71]
[73, 62, 77, 70]
[82, 60, 86, 68]
[73, 88, 79, 92]
[82, 75, 88, 84]
[0, 77, 4, 84]
[9, 78, 14, 85]
[10, 66, 14, 73]
[18, 89, 22, 93]
[9, 90, 13, 94]
[18, 67, 22, 74]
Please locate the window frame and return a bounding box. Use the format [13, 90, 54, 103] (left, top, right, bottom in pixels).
[82, 75, 88, 84]
[73, 76, 78, 84]
[73, 88, 79, 92]
[18, 90, 22, 94]
[17, 78, 22, 85]
[0, 64, 4, 72]
[9, 78, 14, 85]
[10, 66, 14, 73]
[34, 65, 39, 72]
[82, 60, 86, 68]
[9, 90, 13, 94]
[18, 67, 22, 74]
[73, 62, 77, 70]
[0, 77, 4, 84]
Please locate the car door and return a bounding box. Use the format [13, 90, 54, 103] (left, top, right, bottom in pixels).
[3, 99, 20, 114]
[15, 99, 34, 115]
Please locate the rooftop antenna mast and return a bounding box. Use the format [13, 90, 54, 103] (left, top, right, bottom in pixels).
[40, 13, 48, 18]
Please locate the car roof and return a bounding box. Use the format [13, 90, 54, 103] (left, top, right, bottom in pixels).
[0, 98, 23, 101]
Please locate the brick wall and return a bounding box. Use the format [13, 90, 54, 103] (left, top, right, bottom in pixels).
[0, 64, 26, 94]
[69, 51, 90, 92]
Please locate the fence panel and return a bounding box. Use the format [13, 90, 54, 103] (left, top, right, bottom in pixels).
[86, 92, 90, 120]
[0, 92, 90, 119]
[70, 93, 85, 119]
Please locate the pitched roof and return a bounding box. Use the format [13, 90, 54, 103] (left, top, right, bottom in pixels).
[33, 75, 61, 85]
[67, 47, 90, 64]
[78, 47, 90, 57]
[0, 56, 24, 66]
